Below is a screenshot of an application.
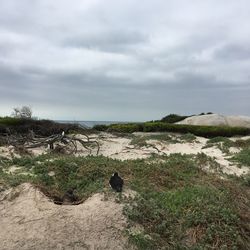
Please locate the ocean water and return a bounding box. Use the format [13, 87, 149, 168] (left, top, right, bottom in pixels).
[57, 120, 128, 128]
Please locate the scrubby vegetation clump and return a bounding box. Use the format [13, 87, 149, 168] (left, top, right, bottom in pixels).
[94, 121, 250, 138]
[1, 153, 249, 249]
[160, 113, 189, 123]
[0, 116, 81, 136]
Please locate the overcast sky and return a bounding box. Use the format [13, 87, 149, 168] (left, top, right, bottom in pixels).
[0, 0, 250, 121]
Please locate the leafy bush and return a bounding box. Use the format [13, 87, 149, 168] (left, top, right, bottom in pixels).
[0, 117, 23, 126]
[0, 117, 81, 136]
[143, 122, 250, 137]
[92, 124, 108, 131]
[231, 148, 250, 166]
[207, 136, 232, 144]
[160, 113, 189, 123]
[97, 122, 250, 138]
[107, 123, 144, 133]
[234, 139, 250, 148]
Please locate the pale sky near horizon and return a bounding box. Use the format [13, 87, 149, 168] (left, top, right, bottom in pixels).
[0, 0, 250, 121]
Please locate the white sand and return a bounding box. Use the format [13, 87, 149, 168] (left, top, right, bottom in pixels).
[0, 146, 20, 159]
[0, 183, 133, 250]
[177, 114, 250, 128]
[1, 132, 249, 177]
[93, 133, 249, 176]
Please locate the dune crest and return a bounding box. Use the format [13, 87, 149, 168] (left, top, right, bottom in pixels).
[176, 114, 250, 128]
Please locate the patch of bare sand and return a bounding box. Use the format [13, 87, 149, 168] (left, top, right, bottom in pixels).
[0, 183, 133, 250]
[201, 146, 249, 176]
[80, 133, 249, 176]
[145, 137, 249, 176]
[0, 146, 20, 159]
[96, 134, 151, 160]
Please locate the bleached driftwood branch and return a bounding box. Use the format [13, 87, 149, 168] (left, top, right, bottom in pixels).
[0, 131, 100, 155]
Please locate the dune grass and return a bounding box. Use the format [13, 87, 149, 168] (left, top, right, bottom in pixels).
[0, 153, 249, 249]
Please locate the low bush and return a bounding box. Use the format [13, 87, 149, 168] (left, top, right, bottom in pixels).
[99, 122, 250, 138]
[160, 113, 189, 123]
[0, 117, 23, 126]
[107, 123, 144, 133]
[92, 124, 108, 131]
[0, 117, 81, 136]
[231, 148, 250, 166]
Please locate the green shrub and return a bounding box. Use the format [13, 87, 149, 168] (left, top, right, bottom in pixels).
[92, 124, 108, 131]
[0, 117, 23, 126]
[107, 123, 143, 133]
[234, 139, 250, 148]
[126, 186, 242, 249]
[231, 148, 250, 166]
[102, 122, 250, 138]
[207, 136, 232, 144]
[160, 114, 189, 123]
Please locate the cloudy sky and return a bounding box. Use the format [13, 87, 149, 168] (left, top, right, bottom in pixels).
[0, 0, 250, 121]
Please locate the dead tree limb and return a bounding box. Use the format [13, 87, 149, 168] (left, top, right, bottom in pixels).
[0, 131, 100, 155]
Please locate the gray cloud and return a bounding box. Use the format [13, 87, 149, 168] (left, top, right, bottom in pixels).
[0, 0, 250, 120]
[63, 29, 148, 53]
[214, 43, 250, 61]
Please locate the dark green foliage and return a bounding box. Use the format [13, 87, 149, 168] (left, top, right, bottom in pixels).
[126, 187, 240, 249]
[234, 138, 250, 148]
[107, 123, 144, 133]
[161, 114, 189, 123]
[207, 136, 232, 144]
[92, 124, 108, 131]
[0, 117, 23, 126]
[243, 174, 250, 186]
[0, 117, 81, 136]
[143, 122, 250, 137]
[103, 122, 250, 138]
[231, 148, 250, 166]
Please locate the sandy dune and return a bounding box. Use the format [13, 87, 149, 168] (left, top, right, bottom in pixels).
[1, 132, 249, 176]
[0, 131, 249, 249]
[94, 133, 249, 176]
[0, 183, 132, 250]
[176, 114, 250, 128]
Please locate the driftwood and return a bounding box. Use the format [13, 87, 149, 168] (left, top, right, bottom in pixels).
[0, 130, 100, 155]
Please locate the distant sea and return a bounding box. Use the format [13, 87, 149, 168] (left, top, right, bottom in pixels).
[56, 120, 129, 128]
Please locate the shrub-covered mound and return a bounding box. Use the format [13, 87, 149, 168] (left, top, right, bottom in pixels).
[0, 117, 81, 136]
[94, 122, 250, 138]
[1, 154, 250, 249]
